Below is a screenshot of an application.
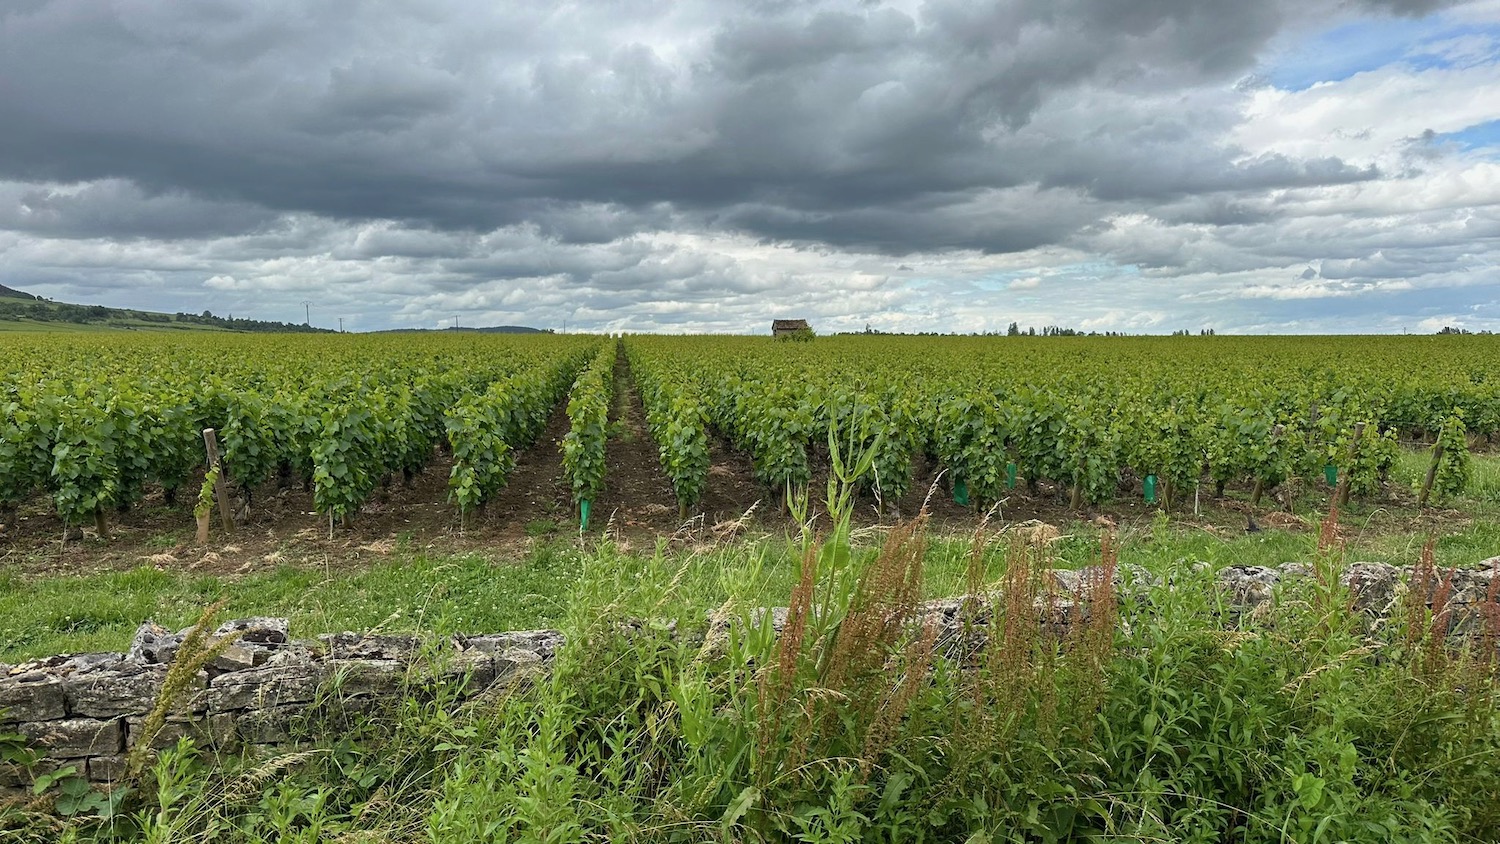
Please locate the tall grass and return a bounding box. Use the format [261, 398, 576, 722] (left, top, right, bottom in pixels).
[6, 462, 1500, 841]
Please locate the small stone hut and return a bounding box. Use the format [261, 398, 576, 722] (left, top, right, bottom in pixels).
[772, 319, 810, 338]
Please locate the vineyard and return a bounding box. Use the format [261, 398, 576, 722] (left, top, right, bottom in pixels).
[0, 333, 598, 539]
[2, 332, 1499, 543]
[629, 334, 1497, 514]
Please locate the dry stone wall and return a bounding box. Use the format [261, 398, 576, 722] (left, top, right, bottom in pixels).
[2, 556, 1496, 799]
[1, 620, 561, 797]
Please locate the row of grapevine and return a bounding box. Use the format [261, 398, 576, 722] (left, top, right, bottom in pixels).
[560, 340, 619, 515]
[0, 333, 598, 532]
[621, 335, 1500, 511]
[623, 341, 710, 517]
[447, 346, 593, 526]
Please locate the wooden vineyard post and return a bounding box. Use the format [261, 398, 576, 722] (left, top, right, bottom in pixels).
[1069, 456, 1085, 510]
[1418, 425, 1447, 508]
[202, 429, 235, 535]
[1335, 422, 1365, 508]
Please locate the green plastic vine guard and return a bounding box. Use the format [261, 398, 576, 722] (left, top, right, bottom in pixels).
[1144, 474, 1157, 504]
[1005, 462, 1017, 489]
[580, 499, 591, 532]
[1324, 465, 1337, 487]
[954, 479, 970, 506]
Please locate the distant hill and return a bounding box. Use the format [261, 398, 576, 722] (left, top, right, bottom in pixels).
[0, 288, 330, 333]
[0, 285, 543, 335]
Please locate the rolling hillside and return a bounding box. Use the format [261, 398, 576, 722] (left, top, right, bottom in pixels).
[0, 286, 329, 333]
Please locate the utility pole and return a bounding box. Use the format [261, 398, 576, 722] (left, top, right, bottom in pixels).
[301, 300, 312, 325]
[453, 315, 459, 330]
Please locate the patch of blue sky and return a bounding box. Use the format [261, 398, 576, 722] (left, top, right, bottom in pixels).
[971, 273, 1034, 291]
[1436, 118, 1500, 152]
[1239, 279, 1500, 334]
[1261, 14, 1498, 92]
[968, 261, 1131, 292]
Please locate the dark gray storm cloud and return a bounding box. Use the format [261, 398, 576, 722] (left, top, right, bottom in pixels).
[0, 0, 1446, 251]
[0, 180, 277, 240]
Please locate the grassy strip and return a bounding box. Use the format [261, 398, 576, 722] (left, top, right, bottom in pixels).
[6, 511, 1500, 665]
[0, 546, 585, 664]
[1392, 444, 1500, 504]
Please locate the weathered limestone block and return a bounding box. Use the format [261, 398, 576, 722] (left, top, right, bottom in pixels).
[124, 713, 237, 751]
[259, 641, 319, 669]
[438, 648, 497, 692]
[460, 630, 565, 662]
[1049, 564, 1149, 598]
[1438, 566, 1498, 606]
[129, 617, 293, 673]
[1280, 562, 1314, 581]
[319, 632, 421, 663]
[0, 673, 66, 723]
[744, 607, 789, 631]
[1215, 565, 1281, 609]
[207, 664, 325, 713]
[20, 718, 123, 759]
[918, 596, 968, 620]
[235, 705, 307, 744]
[1, 756, 66, 789]
[86, 754, 130, 784]
[210, 644, 259, 673]
[66, 663, 206, 720]
[323, 659, 406, 699]
[126, 622, 180, 665]
[210, 618, 292, 671]
[1343, 562, 1403, 613]
[215, 617, 290, 647]
[9, 652, 124, 677]
[495, 647, 546, 679]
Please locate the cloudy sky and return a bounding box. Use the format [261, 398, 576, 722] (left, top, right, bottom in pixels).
[1, 0, 1498, 334]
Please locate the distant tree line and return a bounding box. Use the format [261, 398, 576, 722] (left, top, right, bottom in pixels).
[842, 322, 1141, 337]
[0, 299, 330, 333]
